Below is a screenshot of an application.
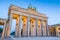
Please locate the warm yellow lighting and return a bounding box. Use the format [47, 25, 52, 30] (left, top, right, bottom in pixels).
[38, 20, 41, 25]
[0, 22, 4, 25]
[13, 14, 19, 19]
[49, 27, 55, 32]
[55, 26, 60, 32]
[22, 16, 27, 23]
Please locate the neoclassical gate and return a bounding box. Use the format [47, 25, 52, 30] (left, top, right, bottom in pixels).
[0, 5, 48, 37]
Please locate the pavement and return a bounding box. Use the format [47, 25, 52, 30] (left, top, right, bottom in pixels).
[0, 37, 60, 40]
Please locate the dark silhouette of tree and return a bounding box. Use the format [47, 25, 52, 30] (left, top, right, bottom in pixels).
[0, 28, 3, 37]
[0, 28, 3, 33]
[11, 31, 15, 35]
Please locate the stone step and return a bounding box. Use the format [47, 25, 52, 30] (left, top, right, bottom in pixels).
[0, 38, 13, 40]
[13, 37, 60, 40]
[0, 37, 60, 40]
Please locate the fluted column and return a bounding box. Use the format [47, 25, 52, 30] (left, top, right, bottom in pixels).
[42, 20, 47, 36]
[7, 13, 12, 37]
[27, 16, 30, 36]
[34, 19, 36, 36]
[41, 20, 43, 36]
[30, 18, 36, 36]
[46, 20, 48, 36]
[2, 22, 6, 37]
[37, 19, 42, 36]
[19, 15, 22, 37]
[5, 22, 8, 37]
[40, 20, 43, 36]
[15, 17, 20, 37]
[36, 18, 38, 36]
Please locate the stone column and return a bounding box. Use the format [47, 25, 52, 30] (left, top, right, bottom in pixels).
[19, 15, 22, 37]
[36, 18, 38, 36]
[34, 19, 36, 36]
[15, 17, 20, 37]
[7, 13, 12, 37]
[27, 16, 30, 36]
[42, 20, 47, 36]
[22, 16, 28, 37]
[46, 20, 48, 36]
[37, 19, 42, 36]
[41, 20, 43, 36]
[47, 25, 50, 36]
[40, 20, 43, 36]
[2, 22, 6, 37]
[5, 22, 8, 37]
[31, 19, 36, 36]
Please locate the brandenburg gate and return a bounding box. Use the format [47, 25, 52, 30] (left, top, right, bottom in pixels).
[0, 5, 48, 37]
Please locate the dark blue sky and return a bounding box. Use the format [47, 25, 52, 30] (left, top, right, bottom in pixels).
[0, 0, 60, 32]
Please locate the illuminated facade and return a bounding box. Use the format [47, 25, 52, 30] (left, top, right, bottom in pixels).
[55, 26, 60, 36]
[49, 24, 60, 37]
[0, 5, 48, 37]
[48, 26, 56, 36]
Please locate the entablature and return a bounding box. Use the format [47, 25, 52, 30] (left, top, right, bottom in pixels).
[9, 5, 48, 19]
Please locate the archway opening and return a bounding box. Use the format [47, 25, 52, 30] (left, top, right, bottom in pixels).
[10, 19, 16, 37]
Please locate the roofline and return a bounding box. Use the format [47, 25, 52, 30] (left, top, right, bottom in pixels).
[49, 23, 60, 27]
[9, 4, 48, 18]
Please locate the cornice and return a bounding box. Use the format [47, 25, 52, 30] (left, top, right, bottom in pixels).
[9, 5, 48, 19]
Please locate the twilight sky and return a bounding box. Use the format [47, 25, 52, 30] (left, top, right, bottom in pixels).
[0, 0, 60, 32]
